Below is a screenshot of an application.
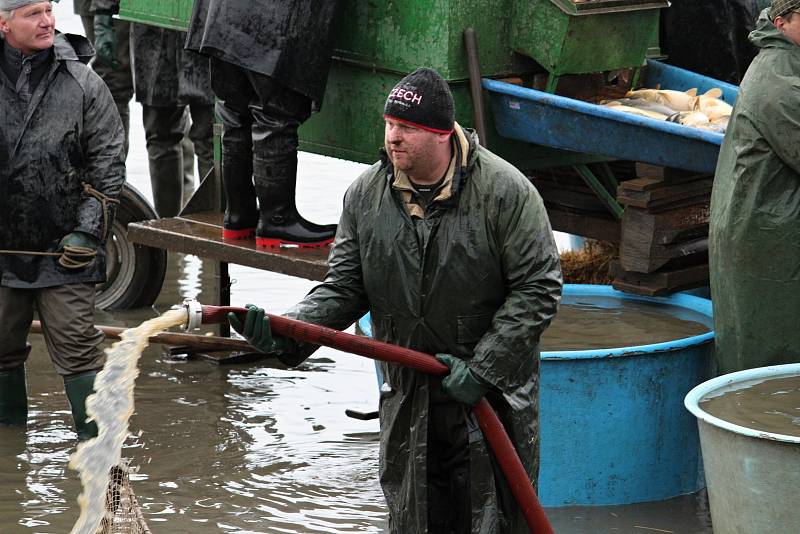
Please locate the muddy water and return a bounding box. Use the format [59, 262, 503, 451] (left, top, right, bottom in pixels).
[701, 376, 800, 438]
[541, 297, 710, 351]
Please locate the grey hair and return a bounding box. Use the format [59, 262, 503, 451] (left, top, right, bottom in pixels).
[0, 9, 13, 20]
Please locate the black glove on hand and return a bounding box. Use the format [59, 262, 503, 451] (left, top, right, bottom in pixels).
[228, 304, 290, 355]
[93, 14, 120, 70]
[435, 353, 493, 406]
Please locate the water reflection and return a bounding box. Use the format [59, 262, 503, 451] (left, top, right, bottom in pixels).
[1, 253, 385, 533]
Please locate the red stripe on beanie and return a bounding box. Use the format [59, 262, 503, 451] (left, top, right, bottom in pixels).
[383, 115, 453, 135]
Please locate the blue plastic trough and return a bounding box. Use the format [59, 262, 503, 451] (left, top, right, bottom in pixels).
[357, 284, 715, 506]
[483, 60, 739, 174]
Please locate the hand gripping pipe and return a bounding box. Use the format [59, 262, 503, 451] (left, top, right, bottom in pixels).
[183, 299, 554, 534]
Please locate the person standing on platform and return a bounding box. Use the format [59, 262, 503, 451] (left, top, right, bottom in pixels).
[185, 0, 341, 246]
[227, 68, 563, 533]
[709, 0, 800, 374]
[86, 0, 133, 154]
[0, 0, 125, 439]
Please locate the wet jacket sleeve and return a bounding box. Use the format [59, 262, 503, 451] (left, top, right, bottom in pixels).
[74, 71, 126, 242]
[469, 174, 562, 401]
[281, 181, 371, 364]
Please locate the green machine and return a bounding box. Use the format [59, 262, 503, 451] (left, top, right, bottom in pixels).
[119, 0, 667, 169]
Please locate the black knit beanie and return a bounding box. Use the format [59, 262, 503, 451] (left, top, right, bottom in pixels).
[383, 68, 454, 134]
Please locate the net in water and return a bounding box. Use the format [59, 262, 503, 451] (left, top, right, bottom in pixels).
[68, 309, 189, 534]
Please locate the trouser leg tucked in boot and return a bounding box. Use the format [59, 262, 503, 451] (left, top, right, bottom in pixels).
[143, 105, 187, 218]
[253, 154, 337, 247]
[0, 287, 33, 427]
[249, 81, 336, 247]
[0, 365, 28, 427]
[220, 149, 258, 239]
[212, 60, 259, 239]
[64, 371, 99, 441]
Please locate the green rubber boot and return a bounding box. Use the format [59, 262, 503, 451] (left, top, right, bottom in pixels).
[0, 366, 28, 426]
[64, 372, 99, 441]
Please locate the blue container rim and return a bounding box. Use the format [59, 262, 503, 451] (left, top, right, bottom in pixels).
[542, 284, 713, 360]
[357, 284, 714, 361]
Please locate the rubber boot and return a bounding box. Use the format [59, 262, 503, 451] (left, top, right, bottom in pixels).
[145, 105, 187, 218]
[221, 152, 259, 239]
[64, 372, 99, 441]
[253, 155, 337, 247]
[149, 151, 184, 218]
[0, 366, 28, 427]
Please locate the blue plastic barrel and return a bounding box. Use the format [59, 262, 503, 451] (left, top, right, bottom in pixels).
[357, 284, 714, 506]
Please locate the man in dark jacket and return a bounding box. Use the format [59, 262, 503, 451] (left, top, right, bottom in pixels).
[710, 0, 800, 374]
[0, 0, 125, 440]
[185, 0, 340, 246]
[228, 68, 563, 533]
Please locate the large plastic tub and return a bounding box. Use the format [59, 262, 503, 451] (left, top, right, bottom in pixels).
[685, 364, 800, 534]
[359, 284, 715, 506]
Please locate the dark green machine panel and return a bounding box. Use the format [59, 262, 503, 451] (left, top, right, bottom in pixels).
[333, 0, 517, 79]
[511, 0, 666, 76]
[119, 0, 192, 30]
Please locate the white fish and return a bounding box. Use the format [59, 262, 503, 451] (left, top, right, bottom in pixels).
[667, 111, 711, 128]
[602, 101, 669, 121]
[695, 89, 733, 122]
[626, 88, 698, 112]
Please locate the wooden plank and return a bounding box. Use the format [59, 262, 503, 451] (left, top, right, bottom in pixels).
[610, 261, 709, 296]
[634, 163, 707, 183]
[620, 236, 708, 273]
[127, 211, 330, 281]
[547, 208, 621, 243]
[617, 178, 713, 209]
[619, 203, 710, 272]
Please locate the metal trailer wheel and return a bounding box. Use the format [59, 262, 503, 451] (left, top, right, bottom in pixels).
[95, 183, 167, 310]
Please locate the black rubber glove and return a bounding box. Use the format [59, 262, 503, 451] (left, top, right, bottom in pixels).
[59, 231, 98, 251]
[435, 353, 493, 406]
[93, 14, 120, 70]
[228, 304, 290, 355]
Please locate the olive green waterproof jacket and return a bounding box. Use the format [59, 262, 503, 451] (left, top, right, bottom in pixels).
[709, 9, 800, 374]
[282, 125, 562, 533]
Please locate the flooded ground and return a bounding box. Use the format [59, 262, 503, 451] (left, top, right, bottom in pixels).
[0, 3, 714, 532]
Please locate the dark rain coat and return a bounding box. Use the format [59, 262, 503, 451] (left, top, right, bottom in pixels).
[281, 126, 562, 533]
[0, 33, 125, 289]
[131, 24, 213, 107]
[709, 9, 800, 374]
[184, 0, 340, 106]
[93, 0, 213, 107]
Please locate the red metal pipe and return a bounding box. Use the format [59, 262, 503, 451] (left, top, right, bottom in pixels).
[199, 304, 554, 534]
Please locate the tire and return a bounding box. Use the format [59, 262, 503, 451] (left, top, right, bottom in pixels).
[95, 183, 167, 310]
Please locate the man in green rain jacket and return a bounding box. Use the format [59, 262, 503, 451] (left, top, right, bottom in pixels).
[229, 68, 562, 533]
[710, 0, 800, 374]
